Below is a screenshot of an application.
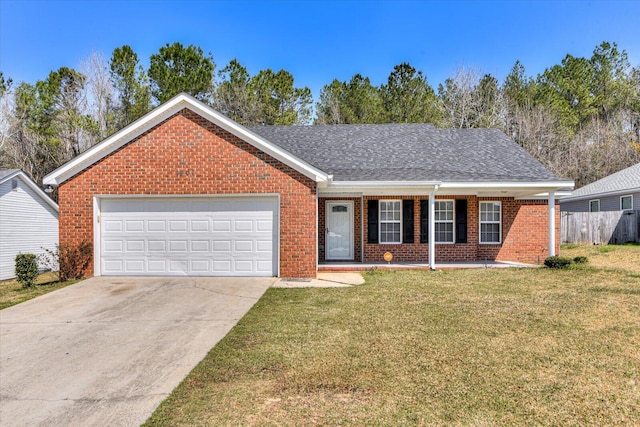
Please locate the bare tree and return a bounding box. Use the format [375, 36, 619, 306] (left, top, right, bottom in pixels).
[81, 50, 115, 139]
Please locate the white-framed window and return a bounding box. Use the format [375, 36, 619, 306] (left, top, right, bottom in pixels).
[620, 195, 633, 210]
[435, 200, 454, 243]
[379, 200, 401, 243]
[589, 199, 600, 212]
[480, 201, 501, 244]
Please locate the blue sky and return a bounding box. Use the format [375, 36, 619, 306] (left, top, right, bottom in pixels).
[1, 0, 639, 99]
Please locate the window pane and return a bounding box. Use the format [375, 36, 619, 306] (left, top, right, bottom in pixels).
[621, 196, 632, 210]
[480, 202, 501, 243]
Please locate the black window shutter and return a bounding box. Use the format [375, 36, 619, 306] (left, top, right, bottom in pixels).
[367, 199, 379, 244]
[420, 200, 429, 243]
[402, 200, 414, 244]
[455, 199, 468, 244]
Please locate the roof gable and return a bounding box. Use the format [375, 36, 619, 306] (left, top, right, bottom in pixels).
[0, 169, 59, 212]
[564, 162, 640, 200]
[43, 94, 329, 186]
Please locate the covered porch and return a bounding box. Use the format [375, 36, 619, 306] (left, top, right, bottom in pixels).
[318, 181, 569, 270]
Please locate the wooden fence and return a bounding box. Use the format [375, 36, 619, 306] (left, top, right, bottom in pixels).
[561, 210, 640, 244]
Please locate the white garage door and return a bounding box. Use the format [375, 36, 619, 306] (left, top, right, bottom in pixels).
[99, 197, 278, 276]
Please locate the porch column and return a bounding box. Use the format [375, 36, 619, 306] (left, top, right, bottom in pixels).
[548, 191, 556, 257]
[429, 191, 436, 270]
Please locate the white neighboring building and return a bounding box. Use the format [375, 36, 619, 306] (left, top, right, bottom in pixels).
[0, 169, 59, 280]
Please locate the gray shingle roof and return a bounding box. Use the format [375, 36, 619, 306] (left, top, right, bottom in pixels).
[0, 168, 20, 183]
[567, 162, 640, 198]
[249, 124, 561, 182]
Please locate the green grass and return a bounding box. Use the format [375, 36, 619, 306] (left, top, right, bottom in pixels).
[145, 251, 640, 426]
[0, 272, 78, 310]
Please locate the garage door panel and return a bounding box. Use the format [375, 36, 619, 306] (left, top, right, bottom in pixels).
[212, 260, 232, 273]
[212, 240, 231, 252]
[104, 240, 123, 253]
[234, 240, 253, 252]
[125, 259, 145, 272]
[169, 221, 187, 232]
[233, 220, 253, 232]
[125, 220, 144, 232]
[104, 220, 123, 232]
[148, 221, 165, 232]
[103, 259, 124, 274]
[168, 240, 188, 252]
[190, 240, 209, 252]
[191, 220, 209, 232]
[169, 260, 188, 273]
[213, 220, 231, 232]
[100, 197, 277, 276]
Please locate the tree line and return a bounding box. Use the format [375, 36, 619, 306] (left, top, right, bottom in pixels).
[1, 41, 638, 189]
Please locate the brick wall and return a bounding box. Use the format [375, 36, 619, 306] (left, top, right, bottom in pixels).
[360, 195, 559, 265]
[58, 109, 318, 278]
[478, 198, 561, 264]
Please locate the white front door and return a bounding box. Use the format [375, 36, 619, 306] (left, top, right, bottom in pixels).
[326, 201, 354, 260]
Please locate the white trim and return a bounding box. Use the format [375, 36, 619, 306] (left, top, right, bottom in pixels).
[0, 170, 59, 212]
[43, 93, 329, 186]
[325, 201, 354, 260]
[93, 196, 101, 276]
[589, 199, 600, 212]
[322, 180, 574, 198]
[548, 191, 556, 257]
[428, 192, 436, 270]
[378, 199, 402, 244]
[434, 199, 455, 244]
[330, 181, 442, 188]
[620, 194, 633, 210]
[360, 195, 364, 262]
[479, 201, 502, 245]
[441, 181, 574, 189]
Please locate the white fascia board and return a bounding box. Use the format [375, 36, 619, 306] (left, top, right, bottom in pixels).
[516, 190, 574, 200]
[440, 181, 575, 190]
[321, 181, 441, 196]
[559, 186, 640, 203]
[322, 180, 573, 196]
[328, 180, 442, 188]
[44, 93, 329, 186]
[10, 171, 59, 212]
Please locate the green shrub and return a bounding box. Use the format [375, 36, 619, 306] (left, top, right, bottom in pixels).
[544, 256, 573, 269]
[573, 256, 588, 264]
[15, 253, 39, 288]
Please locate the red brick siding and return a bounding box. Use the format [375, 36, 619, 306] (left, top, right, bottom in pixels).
[360, 195, 559, 265]
[58, 109, 317, 278]
[318, 197, 362, 262]
[478, 198, 560, 264]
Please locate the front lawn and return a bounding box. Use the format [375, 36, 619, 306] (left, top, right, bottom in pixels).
[561, 243, 640, 274]
[0, 272, 78, 310]
[146, 255, 640, 425]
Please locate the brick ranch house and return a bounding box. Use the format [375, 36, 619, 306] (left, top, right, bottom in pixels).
[43, 94, 574, 278]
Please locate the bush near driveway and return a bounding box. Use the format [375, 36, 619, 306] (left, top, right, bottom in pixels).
[146, 262, 640, 426]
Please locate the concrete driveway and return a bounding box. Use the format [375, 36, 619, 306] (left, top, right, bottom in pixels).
[0, 276, 274, 426]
